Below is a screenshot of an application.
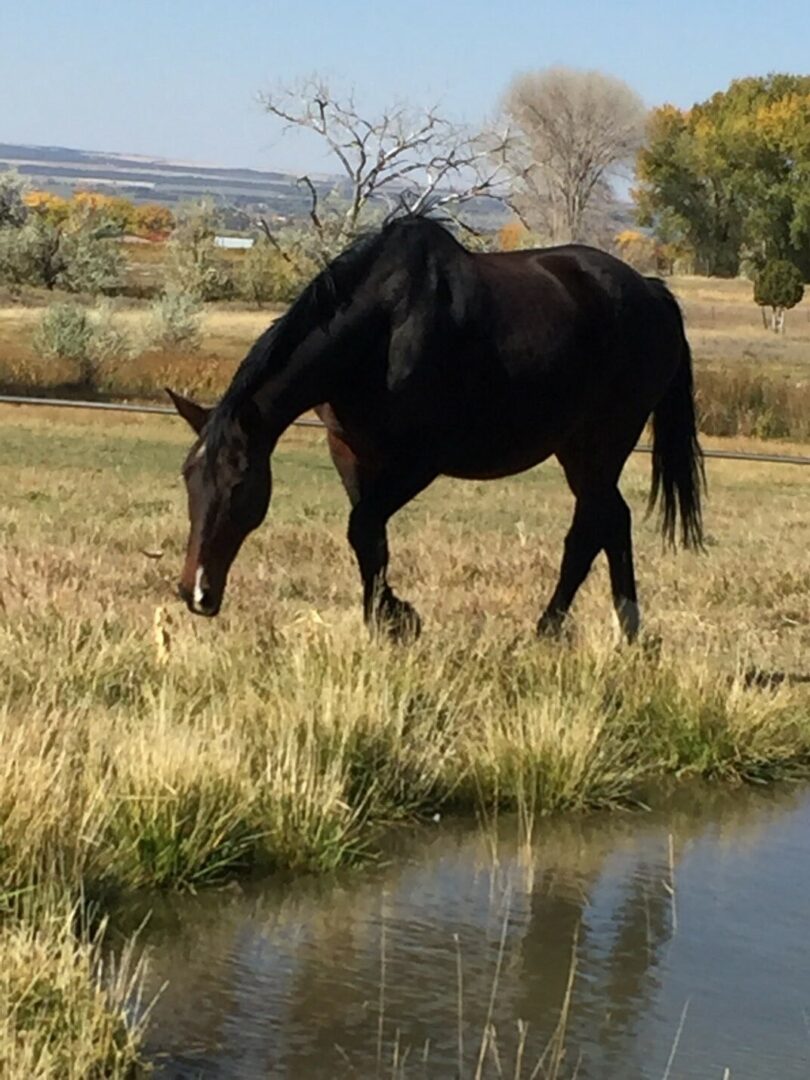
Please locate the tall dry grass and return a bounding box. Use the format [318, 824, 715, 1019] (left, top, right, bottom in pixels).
[0, 899, 148, 1080]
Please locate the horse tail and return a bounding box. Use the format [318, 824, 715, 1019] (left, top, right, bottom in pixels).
[648, 288, 706, 550]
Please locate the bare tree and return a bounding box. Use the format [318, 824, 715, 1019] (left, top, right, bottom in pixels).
[260, 77, 509, 257]
[499, 68, 646, 244]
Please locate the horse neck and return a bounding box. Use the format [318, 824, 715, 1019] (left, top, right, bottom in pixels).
[250, 322, 351, 445]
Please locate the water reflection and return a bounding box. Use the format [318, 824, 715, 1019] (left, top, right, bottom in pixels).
[131, 784, 810, 1079]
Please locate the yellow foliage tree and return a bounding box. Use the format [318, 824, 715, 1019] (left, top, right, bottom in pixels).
[23, 191, 71, 225]
[131, 203, 174, 240]
[498, 220, 529, 251]
[615, 230, 660, 273]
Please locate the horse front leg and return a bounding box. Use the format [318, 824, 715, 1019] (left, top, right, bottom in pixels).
[347, 504, 421, 641]
[343, 457, 437, 642]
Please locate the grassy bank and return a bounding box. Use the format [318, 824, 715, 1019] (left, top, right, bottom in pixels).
[0, 901, 145, 1080]
[1, 273, 810, 440]
[1, 408, 808, 1072]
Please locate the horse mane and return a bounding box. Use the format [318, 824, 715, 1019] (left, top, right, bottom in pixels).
[204, 214, 460, 455]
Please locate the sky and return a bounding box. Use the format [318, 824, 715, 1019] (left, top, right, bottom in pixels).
[3, 0, 810, 174]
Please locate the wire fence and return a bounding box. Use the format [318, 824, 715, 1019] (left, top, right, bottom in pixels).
[1, 393, 809, 467]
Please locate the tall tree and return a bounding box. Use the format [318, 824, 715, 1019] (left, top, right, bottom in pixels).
[636, 75, 810, 278]
[499, 67, 646, 244]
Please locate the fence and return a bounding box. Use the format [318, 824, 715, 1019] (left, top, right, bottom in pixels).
[1, 393, 809, 467]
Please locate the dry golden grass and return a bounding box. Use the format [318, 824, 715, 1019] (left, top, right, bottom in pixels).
[0, 901, 147, 1080]
[1, 406, 808, 890]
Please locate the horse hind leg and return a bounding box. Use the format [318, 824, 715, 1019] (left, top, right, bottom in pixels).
[537, 496, 604, 638]
[537, 487, 640, 644]
[603, 490, 641, 643]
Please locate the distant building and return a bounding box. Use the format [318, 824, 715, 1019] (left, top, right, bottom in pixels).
[214, 236, 254, 250]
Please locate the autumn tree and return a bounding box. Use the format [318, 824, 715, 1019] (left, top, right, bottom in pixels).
[0, 188, 124, 294]
[614, 229, 660, 273]
[260, 77, 508, 259]
[132, 203, 174, 240]
[636, 75, 810, 278]
[499, 67, 646, 244]
[23, 191, 72, 226]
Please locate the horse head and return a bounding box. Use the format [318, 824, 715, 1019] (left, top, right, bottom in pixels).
[168, 389, 272, 616]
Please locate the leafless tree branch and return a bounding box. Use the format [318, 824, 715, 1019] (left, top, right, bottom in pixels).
[260, 77, 510, 255]
[257, 216, 296, 265]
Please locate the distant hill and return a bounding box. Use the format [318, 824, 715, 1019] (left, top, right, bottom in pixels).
[0, 142, 335, 220]
[0, 142, 633, 235]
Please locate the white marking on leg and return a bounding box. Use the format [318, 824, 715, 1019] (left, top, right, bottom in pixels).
[193, 567, 206, 608]
[614, 597, 641, 643]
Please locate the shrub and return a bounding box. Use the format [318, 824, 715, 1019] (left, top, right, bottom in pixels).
[0, 219, 64, 291]
[0, 171, 28, 229]
[57, 226, 124, 296]
[32, 301, 133, 388]
[33, 303, 94, 368]
[88, 300, 134, 365]
[164, 200, 234, 301]
[0, 228, 29, 295]
[695, 366, 810, 441]
[237, 242, 311, 306]
[754, 259, 805, 333]
[0, 213, 124, 296]
[146, 291, 203, 350]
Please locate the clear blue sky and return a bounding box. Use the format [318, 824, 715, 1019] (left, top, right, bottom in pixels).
[3, 0, 809, 172]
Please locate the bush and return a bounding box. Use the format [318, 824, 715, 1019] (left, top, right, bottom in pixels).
[0, 228, 29, 295]
[32, 301, 133, 388]
[88, 300, 134, 365]
[0, 214, 124, 296]
[754, 259, 805, 333]
[237, 242, 311, 306]
[0, 171, 28, 229]
[57, 229, 124, 295]
[146, 291, 203, 350]
[0, 219, 63, 291]
[33, 303, 94, 367]
[164, 200, 234, 301]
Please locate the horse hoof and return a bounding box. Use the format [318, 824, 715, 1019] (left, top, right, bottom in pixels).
[372, 599, 422, 643]
[536, 611, 566, 640]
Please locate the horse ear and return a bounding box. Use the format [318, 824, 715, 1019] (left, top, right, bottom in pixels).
[166, 388, 211, 435]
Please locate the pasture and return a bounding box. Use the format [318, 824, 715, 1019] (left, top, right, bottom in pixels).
[1, 403, 808, 1073]
[2, 407, 808, 877]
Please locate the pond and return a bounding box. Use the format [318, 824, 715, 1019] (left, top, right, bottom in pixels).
[132, 784, 810, 1078]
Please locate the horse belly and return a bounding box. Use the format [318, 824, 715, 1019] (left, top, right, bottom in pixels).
[440, 432, 557, 481]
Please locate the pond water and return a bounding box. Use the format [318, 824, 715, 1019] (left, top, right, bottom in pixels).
[132, 784, 810, 1078]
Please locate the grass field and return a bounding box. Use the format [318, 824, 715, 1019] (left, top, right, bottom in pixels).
[1, 272, 810, 440]
[1, 406, 809, 1073]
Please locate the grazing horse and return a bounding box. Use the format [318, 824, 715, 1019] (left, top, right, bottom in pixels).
[169, 215, 704, 642]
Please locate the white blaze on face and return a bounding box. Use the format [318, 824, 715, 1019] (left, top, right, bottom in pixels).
[193, 566, 206, 609]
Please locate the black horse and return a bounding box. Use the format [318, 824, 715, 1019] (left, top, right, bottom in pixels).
[169, 215, 704, 642]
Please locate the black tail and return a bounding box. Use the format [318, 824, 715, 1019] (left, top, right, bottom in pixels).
[648, 308, 705, 550]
